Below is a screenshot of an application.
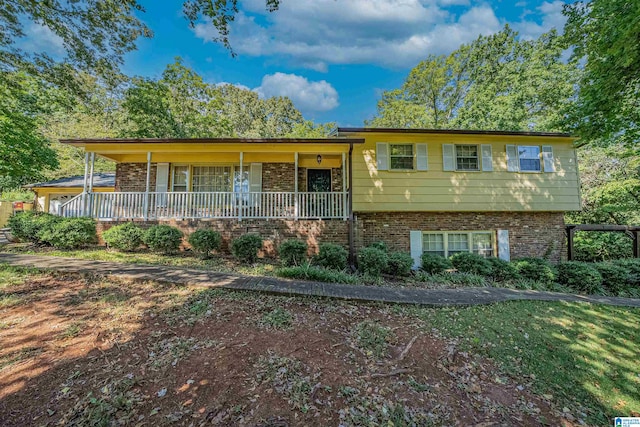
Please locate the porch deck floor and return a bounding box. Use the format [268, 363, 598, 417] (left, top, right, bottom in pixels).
[1, 253, 639, 308]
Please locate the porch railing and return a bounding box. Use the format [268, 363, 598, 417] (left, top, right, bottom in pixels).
[59, 191, 348, 220]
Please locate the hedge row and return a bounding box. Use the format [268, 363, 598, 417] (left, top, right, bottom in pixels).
[8, 211, 97, 249]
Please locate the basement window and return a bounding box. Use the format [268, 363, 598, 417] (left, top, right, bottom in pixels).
[422, 231, 494, 258]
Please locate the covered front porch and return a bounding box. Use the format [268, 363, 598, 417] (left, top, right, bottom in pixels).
[59, 138, 362, 221]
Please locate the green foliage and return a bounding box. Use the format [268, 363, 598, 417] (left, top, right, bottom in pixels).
[449, 252, 493, 276]
[486, 257, 520, 282]
[594, 262, 632, 294]
[572, 232, 634, 262]
[385, 252, 414, 277]
[358, 247, 389, 277]
[420, 253, 452, 274]
[313, 243, 348, 271]
[259, 308, 293, 330]
[428, 272, 488, 287]
[142, 225, 183, 254]
[39, 217, 98, 249]
[513, 257, 556, 283]
[102, 222, 144, 252]
[0, 189, 34, 202]
[563, 0, 640, 145]
[557, 262, 603, 294]
[277, 239, 308, 267]
[354, 321, 392, 358]
[613, 259, 640, 286]
[231, 234, 263, 263]
[7, 211, 61, 244]
[187, 229, 222, 258]
[367, 241, 388, 252]
[275, 264, 357, 285]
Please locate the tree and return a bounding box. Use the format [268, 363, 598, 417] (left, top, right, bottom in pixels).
[368, 27, 578, 132]
[563, 0, 640, 145]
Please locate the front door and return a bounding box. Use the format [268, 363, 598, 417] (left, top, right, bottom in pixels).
[307, 169, 331, 192]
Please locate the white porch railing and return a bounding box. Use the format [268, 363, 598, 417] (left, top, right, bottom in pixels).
[59, 191, 348, 220]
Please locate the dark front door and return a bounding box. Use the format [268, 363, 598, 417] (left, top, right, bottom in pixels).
[307, 169, 331, 192]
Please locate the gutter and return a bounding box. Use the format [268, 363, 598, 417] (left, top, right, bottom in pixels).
[348, 141, 356, 270]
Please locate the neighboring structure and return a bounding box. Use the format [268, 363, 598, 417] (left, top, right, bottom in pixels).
[58, 128, 581, 264]
[26, 173, 115, 214]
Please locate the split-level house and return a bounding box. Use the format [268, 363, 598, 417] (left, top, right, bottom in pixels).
[59, 128, 581, 265]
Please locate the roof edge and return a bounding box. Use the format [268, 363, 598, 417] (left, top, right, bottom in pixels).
[60, 137, 365, 145]
[336, 127, 574, 138]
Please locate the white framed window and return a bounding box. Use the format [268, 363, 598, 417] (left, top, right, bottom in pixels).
[192, 166, 232, 192]
[171, 165, 189, 192]
[389, 144, 414, 170]
[518, 146, 541, 172]
[455, 145, 479, 171]
[422, 231, 495, 258]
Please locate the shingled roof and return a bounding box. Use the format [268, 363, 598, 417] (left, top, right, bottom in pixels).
[26, 172, 115, 188]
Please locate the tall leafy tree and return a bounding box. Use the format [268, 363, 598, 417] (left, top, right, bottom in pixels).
[563, 0, 640, 146]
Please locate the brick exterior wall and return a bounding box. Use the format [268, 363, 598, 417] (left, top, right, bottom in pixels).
[115, 163, 157, 192]
[262, 163, 295, 192]
[354, 211, 566, 262]
[97, 218, 348, 257]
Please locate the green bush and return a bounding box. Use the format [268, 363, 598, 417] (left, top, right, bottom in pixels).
[102, 222, 144, 252]
[513, 257, 556, 283]
[276, 263, 357, 284]
[594, 262, 632, 294]
[7, 211, 61, 244]
[557, 262, 603, 294]
[231, 233, 263, 263]
[449, 252, 493, 276]
[420, 253, 452, 274]
[573, 231, 633, 262]
[188, 229, 222, 258]
[39, 217, 98, 249]
[368, 241, 388, 252]
[429, 271, 488, 287]
[313, 243, 348, 270]
[487, 257, 520, 282]
[385, 252, 414, 277]
[358, 247, 389, 277]
[142, 225, 183, 254]
[278, 239, 308, 266]
[613, 259, 640, 286]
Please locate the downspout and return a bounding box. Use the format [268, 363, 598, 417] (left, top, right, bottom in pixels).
[348, 142, 356, 270]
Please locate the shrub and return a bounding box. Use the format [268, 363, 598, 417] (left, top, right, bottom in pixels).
[7, 211, 61, 244]
[278, 239, 308, 266]
[313, 243, 348, 270]
[231, 234, 263, 263]
[486, 257, 520, 282]
[39, 217, 98, 249]
[368, 241, 388, 252]
[450, 252, 493, 276]
[429, 271, 488, 287]
[358, 247, 389, 277]
[557, 262, 603, 293]
[188, 229, 222, 258]
[420, 253, 452, 274]
[573, 231, 633, 262]
[594, 262, 632, 294]
[613, 259, 640, 286]
[513, 257, 556, 283]
[142, 225, 183, 254]
[385, 252, 414, 277]
[276, 263, 357, 284]
[102, 222, 144, 252]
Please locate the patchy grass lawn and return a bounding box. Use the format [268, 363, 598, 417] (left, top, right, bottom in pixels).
[0, 264, 638, 426]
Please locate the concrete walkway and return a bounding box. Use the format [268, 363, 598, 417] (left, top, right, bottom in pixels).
[1, 253, 640, 308]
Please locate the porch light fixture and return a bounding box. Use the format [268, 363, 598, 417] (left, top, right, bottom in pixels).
[317, 154, 322, 164]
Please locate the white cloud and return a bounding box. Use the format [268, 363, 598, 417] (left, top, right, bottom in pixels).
[514, 1, 566, 39]
[18, 22, 65, 57]
[254, 72, 339, 112]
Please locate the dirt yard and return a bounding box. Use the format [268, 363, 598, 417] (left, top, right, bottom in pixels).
[0, 267, 581, 426]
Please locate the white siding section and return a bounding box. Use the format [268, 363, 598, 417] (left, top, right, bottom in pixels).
[506, 145, 519, 172]
[542, 145, 555, 172]
[376, 143, 389, 171]
[410, 230, 423, 270]
[416, 144, 428, 171]
[497, 229, 510, 261]
[442, 144, 455, 171]
[481, 144, 493, 171]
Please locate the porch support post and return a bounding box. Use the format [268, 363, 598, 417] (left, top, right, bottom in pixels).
[342, 152, 347, 220]
[82, 152, 89, 216]
[144, 152, 151, 220]
[347, 142, 356, 269]
[87, 152, 95, 217]
[566, 225, 575, 261]
[238, 152, 243, 221]
[294, 152, 299, 220]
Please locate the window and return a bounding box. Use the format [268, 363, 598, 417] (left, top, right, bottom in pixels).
[192, 166, 232, 192]
[172, 165, 189, 192]
[518, 146, 541, 172]
[389, 144, 414, 170]
[455, 145, 479, 170]
[422, 231, 494, 258]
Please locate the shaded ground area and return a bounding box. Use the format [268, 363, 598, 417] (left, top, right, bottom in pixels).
[0, 266, 638, 426]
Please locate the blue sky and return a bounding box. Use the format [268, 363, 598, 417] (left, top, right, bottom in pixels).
[26, 0, 570, 126]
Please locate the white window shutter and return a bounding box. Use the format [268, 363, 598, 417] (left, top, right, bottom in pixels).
[416, 144, 428, 171]
[497, 230, 510, 261]
[376, 143, 389, 171]
[542, 145, 555, 172]
[155, 163, 170, 207]
[442, 144, 455, 171]
[249, 163, 262, 192]
[506, 145, 519, 172]
[409, 230, 423, 270]
[481, 144, 493, 171]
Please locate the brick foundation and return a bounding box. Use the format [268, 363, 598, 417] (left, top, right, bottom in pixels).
[354, 211, 566, 262]
[97, 218, 349, 257]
